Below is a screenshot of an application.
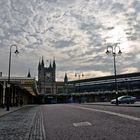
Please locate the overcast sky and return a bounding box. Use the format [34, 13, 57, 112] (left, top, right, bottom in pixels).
[0, 0, 140, 81]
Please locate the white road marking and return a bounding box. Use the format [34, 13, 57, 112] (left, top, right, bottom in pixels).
[41, 107, 46, 140]
[70, 105, 140, 122]
[73, 122, 92, 127]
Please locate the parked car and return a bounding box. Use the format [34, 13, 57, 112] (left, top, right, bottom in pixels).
[111, 95, 136, 104]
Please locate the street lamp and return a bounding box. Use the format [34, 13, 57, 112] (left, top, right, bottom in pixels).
[75, 73, 84, 92]
[125, 78, 130, 95]
[6, 44, 19, 111]
[75, 73, 84, 103]
[106, 43, 122, 105]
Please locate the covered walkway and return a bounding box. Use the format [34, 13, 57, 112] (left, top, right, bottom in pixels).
[0, 77, 39, 107]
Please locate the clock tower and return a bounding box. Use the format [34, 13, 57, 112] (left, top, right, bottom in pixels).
[38, 57, 56, 94]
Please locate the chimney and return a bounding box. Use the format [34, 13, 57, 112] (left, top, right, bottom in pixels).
[0, 72, 2, 77]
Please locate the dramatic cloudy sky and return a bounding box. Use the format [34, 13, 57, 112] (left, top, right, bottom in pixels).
[0, 0, 140, 81]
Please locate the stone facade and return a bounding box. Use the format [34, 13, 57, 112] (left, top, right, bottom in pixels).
[37, 58, 69, 95]
[38, 58, 56, 94]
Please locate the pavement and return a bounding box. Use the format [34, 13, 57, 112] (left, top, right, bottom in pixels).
[0, 105, 45, 140]
[0, 106, 23, 117]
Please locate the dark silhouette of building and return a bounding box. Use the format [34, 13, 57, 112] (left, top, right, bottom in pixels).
[67, 72, 140, 102]
[37, 57, 140, 103]
[38, 57, 56, 94]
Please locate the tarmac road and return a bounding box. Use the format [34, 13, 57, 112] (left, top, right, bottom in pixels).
[41, 104, 140, 140]
[0, 103, 139, 140]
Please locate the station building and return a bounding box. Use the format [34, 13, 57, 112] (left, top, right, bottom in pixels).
[67, 72, 140, 102]
[37, 58, 66, 103]
[37, 57, 140, 103]
[1, 57, 139, 105]
[0, 72, 38, 107]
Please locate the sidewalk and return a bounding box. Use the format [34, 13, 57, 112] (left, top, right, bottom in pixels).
[0, 106, 23, 118]
[0, 105, 45, 140]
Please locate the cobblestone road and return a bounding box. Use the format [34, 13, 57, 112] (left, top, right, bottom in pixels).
[0, 105, 45, 140]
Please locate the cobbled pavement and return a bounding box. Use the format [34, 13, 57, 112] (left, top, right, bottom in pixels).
[0, 105, 46, 140]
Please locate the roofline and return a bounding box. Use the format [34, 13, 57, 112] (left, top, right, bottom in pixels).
[0, 76, 36, 80]
[68, 72, 140, 83]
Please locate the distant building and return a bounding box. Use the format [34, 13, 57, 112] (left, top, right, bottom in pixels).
[37, 57, 66, 95]
[37, 57, 140, 103]
[67, 72, 140, 102]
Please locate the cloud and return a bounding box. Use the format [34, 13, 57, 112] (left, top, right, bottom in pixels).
[0, 0, 140, 81]
[121, 67, 138, 74]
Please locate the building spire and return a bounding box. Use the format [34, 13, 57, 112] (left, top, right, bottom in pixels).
[27, 69, 31, 77]
[38, 60, 41, 70]
[49, 59, 52, 68]
[53, 57, 56, 69]
[41, 56, 44, 67]
[64, 72, 68, 83]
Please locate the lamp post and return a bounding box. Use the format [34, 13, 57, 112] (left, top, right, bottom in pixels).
[75, 73, 84, 92]
[125, 78, 130, 95]
[106, 43, 122, 105]
[6, 44, 19, 111]
[75, 73, 84, 103]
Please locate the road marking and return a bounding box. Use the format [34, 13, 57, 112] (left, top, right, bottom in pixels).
[70, 105, 140, 122]
[40, 107, 46, 140]
[73, 122, 92, 127]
